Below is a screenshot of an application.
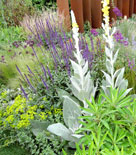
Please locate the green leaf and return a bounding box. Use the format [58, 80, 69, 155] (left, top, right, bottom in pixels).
[47, 123, 72, 141]
[62, 149, 67, 155]
[63, 96, 81, 131]
[31, 120, 50, 136]
[101, 120, 110, 129]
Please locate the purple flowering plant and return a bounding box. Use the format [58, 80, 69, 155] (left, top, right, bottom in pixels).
[114, 30, 129, 46]
[14, 15, 105, 97]
[113, 7, 122, 17]
[90, 29, 99, 37]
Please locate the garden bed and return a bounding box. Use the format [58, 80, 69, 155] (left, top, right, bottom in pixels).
[0, 0, 136, 154]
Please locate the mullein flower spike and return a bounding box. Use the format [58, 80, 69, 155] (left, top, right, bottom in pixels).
[47, 10, 98, 144]
[70, 11, 97, 108]
[101, 0, 131, 94]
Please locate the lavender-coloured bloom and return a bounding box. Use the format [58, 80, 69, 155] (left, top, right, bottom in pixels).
[38, 73, 48, 89]
[123, 40, 129, 46]
[90, 36, 94, 51]
[91, 29, 99, 36]
[16, 44, 19, 48]
[69, 38, 74, 51]
[78, 39, 82, 51]
[46, 19, 52, 32]
[65, 41, 72, 58]
[27, 65, 38, 82]
[127, 57, 135, 71]
[63, 56, 71, 76]
[16, 65, 26, 82]
[113, 7, 122, 17]
[49, 50, 58, 70]
[34, 19, 43, 43]
[114, 31, 124, 41]
[47, 66, 53, 81]
[20, 84, 28, 99]
[32, 46, 40, 62]
[59, 36, 65, 51]
[114, 30, 129, 46]
[82, 43, 94, 69]
[41, 64, 47, 79]
[51, 42, 61, 62]
[24, 74, 36, 92]
[128, 58, 131, 67]
[80, 35, 86, 50]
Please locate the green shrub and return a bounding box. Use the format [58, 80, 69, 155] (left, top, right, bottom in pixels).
[0, 89, 66, 154]
[0, 26, 26, 44]
[75, 88, 136, 154]
[0, 0, 36, 27]
[32, 0, 57, 10]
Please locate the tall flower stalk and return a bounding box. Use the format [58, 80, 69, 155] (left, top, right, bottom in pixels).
[47, 11, 97, 144]
[70, 11, 97, 108]
[101, 0, 131, 95]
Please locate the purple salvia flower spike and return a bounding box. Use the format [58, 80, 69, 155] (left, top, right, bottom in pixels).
[47, 66, 53, 81]
[16, 65, 26, 82]
[90, 36, 94, 52]
[38, 73, 48, 89]
[20, 84, 28, 99]
[26, 65, 38, 82]
[24, 74, 36, 92]
[41, 64, 47, 79]
[32, 46, 40, 62]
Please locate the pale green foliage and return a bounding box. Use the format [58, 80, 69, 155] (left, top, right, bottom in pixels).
[101, 24, 132, 96]
[47, 96, 82, 142]
[70, 57, 97, 108]
[47, 11, 96, 143]
[70, 11, 97, 108]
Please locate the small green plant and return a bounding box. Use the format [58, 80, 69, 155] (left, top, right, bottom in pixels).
[0, 26, 26, 44]
[32, 0, 56, 10]
[0, 0, 35, 27]
[74, 88, 136, 154]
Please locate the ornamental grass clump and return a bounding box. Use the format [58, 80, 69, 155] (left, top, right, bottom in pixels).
[20, 10, 65, 37]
